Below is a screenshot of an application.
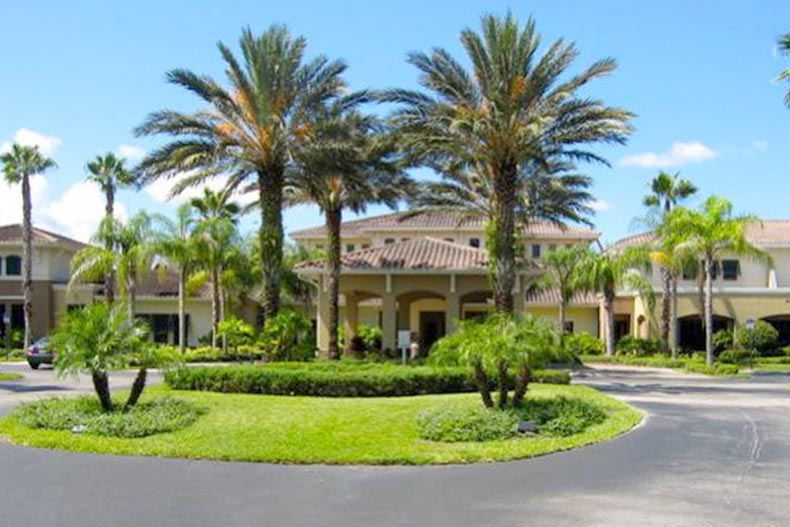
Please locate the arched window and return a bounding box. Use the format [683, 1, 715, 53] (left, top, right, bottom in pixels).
[5, 256, 21, 276]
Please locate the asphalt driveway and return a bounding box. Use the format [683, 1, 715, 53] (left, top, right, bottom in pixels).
[0, 364, 788, 527]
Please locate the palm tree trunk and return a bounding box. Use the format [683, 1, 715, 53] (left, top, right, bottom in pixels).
[91, 370, 113, 411]
[496, 359, 509, 409]
[490, 161, 518, 313]
[126, 269, 136, 323]
[218, 267, 227, 354]
[512, 361, 531, 408]
[704, 256, 714, 366]
[210, 266, 220, 349]
[671, 276, 679, 359]
[660, 265, 671, 353]
[125, 367, 147, 409]
[258, 170, 284, 319]
[326, 207, 342, 360]
[604, 289, 616, 356]
[558, 301, 567, 334]
[21, 174, 33, 351]
[104, 186, 116, 304]
[472, 359, 493, 408]
[178, 264, 186, 354]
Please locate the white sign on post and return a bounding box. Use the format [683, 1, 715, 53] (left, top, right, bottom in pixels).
[397, 330, 411, 364]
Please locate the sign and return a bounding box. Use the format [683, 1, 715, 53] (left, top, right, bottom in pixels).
[397, 330, 411, 350]
[745, 318, 755, 329]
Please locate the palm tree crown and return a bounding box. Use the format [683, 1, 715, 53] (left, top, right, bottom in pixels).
[86, 152, 136, 217]
[382, 12, 633, 311]
[136, 24, 351, 319]
[642, 171, 697, 214]
[776, 33, 790, 107]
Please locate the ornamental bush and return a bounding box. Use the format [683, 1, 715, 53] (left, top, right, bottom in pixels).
[736, 321, 779, 355]
[165, 362, 570, 397]
[563, 332, 603, 356]
[615, 336, 662, 356]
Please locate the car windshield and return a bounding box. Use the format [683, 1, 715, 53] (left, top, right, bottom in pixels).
[34, 338, 49, 348]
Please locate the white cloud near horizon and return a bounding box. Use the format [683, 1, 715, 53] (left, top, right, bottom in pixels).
[619, 141, 719, 168]
[0, 128, 62, 157]
[117, 144, 145, 161]
[43, 181, 128, 242]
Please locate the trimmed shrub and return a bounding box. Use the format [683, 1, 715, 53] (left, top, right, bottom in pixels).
[736, 321, 778, 355]
[615, 336, 662, 356]
[181, 346, 265, 363]
[165, 362, 570, 397]
[712, 329, 734, 351]
[718, 348, 757, 365]
[563, 332, 603, 356]
[684, 362, 740, 376]
[13, 397, 205, 438]
[416, 396, 607, 442]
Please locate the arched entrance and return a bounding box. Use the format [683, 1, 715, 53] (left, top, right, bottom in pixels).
[761, 315, 790, 346]
[678, 314, 735, 351]
[395, 291, 447, 353]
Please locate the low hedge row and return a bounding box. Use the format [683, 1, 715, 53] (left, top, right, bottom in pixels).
[165, 363, 570, 397]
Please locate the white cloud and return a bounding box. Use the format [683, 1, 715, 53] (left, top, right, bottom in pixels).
[589, 199, 611, 212]
[117, 144, 145, 161]
[42, 181, 128, 242]
[619, 141, 718, 168]
[0, 128, 62, 156]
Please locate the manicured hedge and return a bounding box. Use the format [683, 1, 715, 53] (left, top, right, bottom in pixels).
[165, 362, 570, 397]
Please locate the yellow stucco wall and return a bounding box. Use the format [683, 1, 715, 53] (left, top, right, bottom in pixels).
[525, 306, 599, 336]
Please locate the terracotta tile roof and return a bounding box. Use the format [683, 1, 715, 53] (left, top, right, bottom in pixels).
[612, 221, 790, 249]
[525, 286, 599, 306]
[611, 231, 656, 250]
[296, 237, 539, 272]
[290, 211, 598, 240]
[0, 224, 87, 251]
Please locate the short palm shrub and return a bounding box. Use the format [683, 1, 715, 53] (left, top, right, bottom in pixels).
[216, 316, 255, 354]
[416, 396, 607, 442]
[430, 313, 566, 409]
[563, 332, 603, 356]
[14, 396, 205, 438]
[260, 310, 315, 361]
[736, 321, 779, 356]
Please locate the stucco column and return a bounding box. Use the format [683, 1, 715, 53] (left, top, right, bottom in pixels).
[316, 276, 330, 356]
[446, 292, 460, 335]
[382, 293, 397, 352]
[344, 293, 359, 350]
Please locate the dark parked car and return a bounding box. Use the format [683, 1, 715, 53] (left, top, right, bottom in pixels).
[27, 337, 55, 369]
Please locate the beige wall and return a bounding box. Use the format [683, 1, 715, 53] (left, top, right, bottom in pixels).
[525, 306, 599, 336]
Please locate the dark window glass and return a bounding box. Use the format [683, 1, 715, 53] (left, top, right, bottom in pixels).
[5, 256, 21, 276]
[346, 244, 355, 253]
[469, 238, 480, 248]
[531, 244, 541, 258]
[563, 321, 574, 334]
[384, 238, 395, 245]
[722, 260, 739, 280]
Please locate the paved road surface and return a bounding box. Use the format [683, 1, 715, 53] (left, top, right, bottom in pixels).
[0, 363, 788, 527]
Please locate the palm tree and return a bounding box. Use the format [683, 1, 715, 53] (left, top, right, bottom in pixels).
[382, 12, 633, 312]
[535, 244, 591, 333]
[287, 109, 411, 359]
[776, 33, 790, 107]
[642, 171, 697, 353]
[580, 246, 653, 356]
[86, 152, 136, 303]
[658, 196, 769, 365]
[190, 188, 241, 349]
[152, 204, 198, 354]
[0, 144, 57, 350]
[135, 24, 351, 320]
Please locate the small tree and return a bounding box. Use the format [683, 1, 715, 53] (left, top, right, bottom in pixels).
[535, 244, 591, 333]
[51, 303, 148, 411]
[260, 310, 314, 361]
[216, 316, 254, 355]
[430, 314, 561, 409]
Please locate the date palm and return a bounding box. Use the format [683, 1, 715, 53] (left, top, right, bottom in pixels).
[86, 152, 136, 303]
[642, 171, 697, 353]
[1, 144, 57, 350]
[776, 33, 790, 107]
[286, 109, 411, 359]
[658, 196, 769, 365]
[382, 12, 633, 312]
[135, 24, 350, 320]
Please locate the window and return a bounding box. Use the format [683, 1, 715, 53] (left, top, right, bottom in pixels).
[722, 260, 739, 281]
[548, 244, 557, 252]
[444, 238, 454, 243]
[384, 238, 396, 245]
[346, 244, 355, 253]
[682, 260, 698, 280]
[563, 321, 574, 334]
[469, 238, 481, 248]
[5, 256, 21, 276]
[531, 244, 541, 258]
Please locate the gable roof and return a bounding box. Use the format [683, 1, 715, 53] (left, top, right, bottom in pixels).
[0, 224, 87, 251]
[290, 211, 599, 240]
[296, 237, 541, 273]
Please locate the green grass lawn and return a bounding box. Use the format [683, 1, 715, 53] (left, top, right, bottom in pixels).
[0, 372, 23, 381]
[0, 384, 641, 465]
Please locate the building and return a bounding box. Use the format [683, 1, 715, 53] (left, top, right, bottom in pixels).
[0, 223, 217, 347]
[611, 221, 790, 349]
[292, 212, 600, 354]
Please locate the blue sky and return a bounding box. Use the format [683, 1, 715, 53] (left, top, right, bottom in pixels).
[1, 0, 789, 243]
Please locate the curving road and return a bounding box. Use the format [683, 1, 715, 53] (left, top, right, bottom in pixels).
[1, 363, 789, 527]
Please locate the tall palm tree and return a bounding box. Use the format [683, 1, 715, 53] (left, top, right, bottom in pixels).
[642, 171, 697, 353]
[535, 244, 591, 333]
[190, 188, 241, 349]
[86, 152, 136, 303]
[287, 109, 411, 359]
[152, 203, 198, 354]
[135, 24, 351, 320]
[580, 246, 653, 356]
[776, 33, 790, 107]
[658, 196, 769, 365]
[382, 12, 633, 312]
[0, 144, 57, 350]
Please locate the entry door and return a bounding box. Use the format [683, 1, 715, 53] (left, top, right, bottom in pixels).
[419, 311, 446, 353]
[614, 315, 631, 343]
